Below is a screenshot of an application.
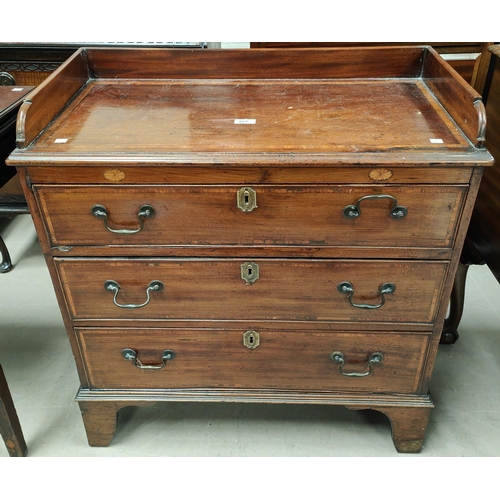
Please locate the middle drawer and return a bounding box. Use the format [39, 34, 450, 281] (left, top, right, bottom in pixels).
[56, 258, 448, 324]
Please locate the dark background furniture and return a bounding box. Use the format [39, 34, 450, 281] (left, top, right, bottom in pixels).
[0, 42, 207, 86]
[0, 45, 76, 86]
[0, 364, 27, 456]
[0, 86, 34, 456]
[443, 44, 500, 343]
[0, 86, 34, 272]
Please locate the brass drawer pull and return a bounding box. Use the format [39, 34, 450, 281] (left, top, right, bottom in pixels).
[343, 194, 408, 220]
[337, 281, 396, 310]
[237, 187, 257, 212]
[330, 351, 384, 377]
[104, 280, 164, 309]
[91, 204, 155, 234]
[122, 348, 175, 370]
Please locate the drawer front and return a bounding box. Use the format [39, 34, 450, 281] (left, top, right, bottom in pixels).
[24, 166, 475, 185]
[57, 258, 447, 324]
[36, 185, 465, 249]
[76, 328, 430, 393]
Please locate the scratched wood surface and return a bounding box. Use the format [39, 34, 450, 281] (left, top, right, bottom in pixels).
[27, 79, 470, 155]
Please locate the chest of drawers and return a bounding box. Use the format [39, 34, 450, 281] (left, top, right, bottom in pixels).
[7, 46, 494, 453]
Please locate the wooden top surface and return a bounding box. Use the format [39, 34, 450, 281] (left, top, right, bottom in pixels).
[27, 78, 470, 155]
[0, 86, 34, 119]
[8, 47, 494, 167]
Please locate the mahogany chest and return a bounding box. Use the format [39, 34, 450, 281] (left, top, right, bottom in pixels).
[7, 47, 494, 452]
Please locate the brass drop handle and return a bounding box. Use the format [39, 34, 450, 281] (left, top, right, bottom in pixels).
[330, 351, 384, 377]
[104, 280, 164, 309]
[343, 194, 408, 220]
[122, 348, 175, 370]
[337, 281, 396, 310]
[91, 204, 155, 234]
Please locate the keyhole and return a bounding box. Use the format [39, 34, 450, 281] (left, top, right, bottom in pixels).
[243, 330, 260, 349]
[237, 187, 257, 212]
[241, 262, 259, 283]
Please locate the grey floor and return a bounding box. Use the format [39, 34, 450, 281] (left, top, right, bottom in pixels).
[1, 213, 499, 457]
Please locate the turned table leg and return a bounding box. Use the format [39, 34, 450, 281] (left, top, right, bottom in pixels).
[441, 262, 471, 345]
[0, 235, 13, 273]
[441, 236, 486, 345]
[0, 365, 28, 457]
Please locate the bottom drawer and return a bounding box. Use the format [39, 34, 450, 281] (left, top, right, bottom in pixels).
[76, 328, 430, 394]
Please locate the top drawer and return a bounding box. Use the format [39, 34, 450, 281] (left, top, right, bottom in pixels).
[35, 185, 466, 249]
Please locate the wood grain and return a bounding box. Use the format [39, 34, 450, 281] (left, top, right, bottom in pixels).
[86, 46, 426, 80]
[422, 48, 486, 147]
[20, 79, 471, 155]
[35, 184, 466, 249]
[55, 258, 447, 324]
[24, 166, 474, 185]
[76, 328, 430, 394]
[16, 49, 89, 148]
[8, 48, 492, 168]
[7, 47, 491, 451]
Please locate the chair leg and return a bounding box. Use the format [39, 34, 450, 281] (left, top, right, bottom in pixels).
[0, 365, 28, 457]
[441, 262, 470, 344]
[0, 234, 13, 273]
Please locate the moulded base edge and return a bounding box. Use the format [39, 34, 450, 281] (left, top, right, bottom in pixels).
[75, 387, 434, 453]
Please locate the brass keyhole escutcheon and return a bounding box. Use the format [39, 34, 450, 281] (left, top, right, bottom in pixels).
[243, 330, 260, 349]
[241, 262, 259, 283]
[237, 187, 257, 212]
